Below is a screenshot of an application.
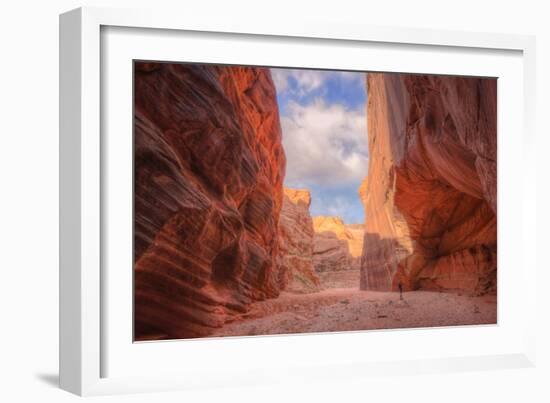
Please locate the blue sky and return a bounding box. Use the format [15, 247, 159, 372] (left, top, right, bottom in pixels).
[271, 68, 368, 224]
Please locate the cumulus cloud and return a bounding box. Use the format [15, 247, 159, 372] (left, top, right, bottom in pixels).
[271, 68, 363, 98]
[270, 67, 368, 223]
[280, 99, 368, 187]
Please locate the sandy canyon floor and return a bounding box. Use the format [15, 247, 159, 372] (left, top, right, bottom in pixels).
[212, 270, 497, 337]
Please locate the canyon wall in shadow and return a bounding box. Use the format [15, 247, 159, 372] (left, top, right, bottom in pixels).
[133, 63, 286, 340]
[360, 73, 497, 295]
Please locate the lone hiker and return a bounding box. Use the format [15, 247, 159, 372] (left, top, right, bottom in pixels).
[398, 281, 403, 300]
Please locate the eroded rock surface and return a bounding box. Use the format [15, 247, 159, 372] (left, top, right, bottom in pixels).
[313, 216, 364, 272]
[361, 73, 497, 295]
[278, 188, 321, 293]
[133, 63, 286, 340]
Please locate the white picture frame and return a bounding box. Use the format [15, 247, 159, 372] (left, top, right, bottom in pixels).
[59, 6, 537, 396]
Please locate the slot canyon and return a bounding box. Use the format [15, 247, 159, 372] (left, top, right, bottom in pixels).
[134, 63, 497, 341]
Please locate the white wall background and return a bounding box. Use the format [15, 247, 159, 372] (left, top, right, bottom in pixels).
[0, 0, 548, 401]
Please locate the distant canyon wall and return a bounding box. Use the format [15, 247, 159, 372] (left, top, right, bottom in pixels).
[313, 216, 364, 272]
[279, 190, 364, 291]
[360, 73, 497, 295]
[134, 63, 286, 340]
[278, 188, 321, 293]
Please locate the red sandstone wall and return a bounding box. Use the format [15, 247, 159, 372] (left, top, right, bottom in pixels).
[133, 63, 286, 340]
[360, 73, 497, 295]
[278, 188, 321, 293]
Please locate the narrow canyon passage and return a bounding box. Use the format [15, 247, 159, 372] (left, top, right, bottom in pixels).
[133, 64, 497, 341]
[215, 188, 495, 338]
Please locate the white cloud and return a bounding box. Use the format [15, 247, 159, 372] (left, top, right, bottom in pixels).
[281, 99, 368, 187]
[271, 69, 290, 93]
[271, 68, 362, 98]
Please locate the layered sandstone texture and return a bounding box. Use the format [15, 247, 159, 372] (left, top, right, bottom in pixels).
[278, 188, 321, 293]
[312, 216, 364, 272]
[134, 63, 286, 340]
[361, 73, 497, 295]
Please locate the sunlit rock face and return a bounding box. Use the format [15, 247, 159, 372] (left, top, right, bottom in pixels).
[343, 224, 365, 266]
[360, 73, 497, 295]
[278, 188, 321, 293]
[133, 63, 286, 340]
[313, 216, 364, 272]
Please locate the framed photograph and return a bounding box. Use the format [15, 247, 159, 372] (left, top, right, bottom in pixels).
[60, 6, 537, 396]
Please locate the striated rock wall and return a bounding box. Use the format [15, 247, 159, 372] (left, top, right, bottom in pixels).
[133, 62, 286, 340]
[278, 188, 321, 293]
[313, 216, 364, 272]
[361, 73, 497, 295]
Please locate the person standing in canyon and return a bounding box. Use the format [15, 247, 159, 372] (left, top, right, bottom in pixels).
[398, 281, 403, 300]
